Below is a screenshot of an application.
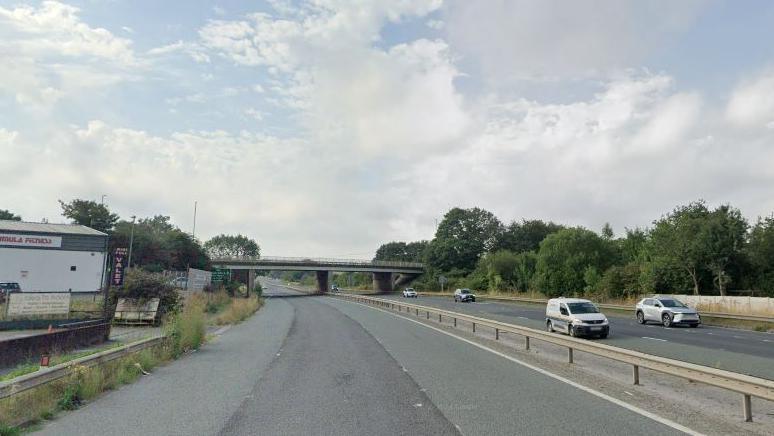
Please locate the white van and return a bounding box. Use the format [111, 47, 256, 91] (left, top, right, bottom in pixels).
[546, 298, 609, 338]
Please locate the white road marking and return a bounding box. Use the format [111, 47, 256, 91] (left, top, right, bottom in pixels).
[732, 336, 743, 339]
[763, 339, 771, 343]
[624, 391, 634, 397]
[342, 299, 702, 436]
[517, 316, 529, 320]
[642, 337, 668, 342]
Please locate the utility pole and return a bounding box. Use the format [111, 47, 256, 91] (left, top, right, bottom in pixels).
[128, 216, 136, 269]
[101, 194, 107, 205]
[192, 201, 198, 238]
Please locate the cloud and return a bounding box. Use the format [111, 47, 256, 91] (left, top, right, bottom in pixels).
[0, 1, 139, 110]
[726, 71, 774, 129]
[0, 1, 135, 64]
[443, 0, 703, 83]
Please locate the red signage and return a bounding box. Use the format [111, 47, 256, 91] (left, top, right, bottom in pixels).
[0, 233, 62, 248]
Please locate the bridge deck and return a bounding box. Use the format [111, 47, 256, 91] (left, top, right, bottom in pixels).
[211, 256, 424, 274]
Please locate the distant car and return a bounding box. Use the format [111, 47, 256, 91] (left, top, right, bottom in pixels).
[546, 297, 609, 338]
[331, 284, 339, 292]
[636, 296, 700, 327]
[453, 288, 476, 303]
[402, 288, 417, 298]
[0, 282, 21, 303]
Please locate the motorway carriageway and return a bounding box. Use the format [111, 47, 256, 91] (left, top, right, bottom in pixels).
[379, 294, 774, 380]
[35, 283, 694, 436]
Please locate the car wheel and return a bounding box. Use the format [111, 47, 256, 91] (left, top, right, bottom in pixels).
[569, 325, 576, 337]
[547, 320, 554, 332]
[598, 332, 608, 339]
[636, 311, 645, 324]
[662, 313, 673, 327]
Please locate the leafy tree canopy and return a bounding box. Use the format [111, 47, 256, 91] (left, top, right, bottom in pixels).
[0, 209, 21, 221]
[59, 199, 119, 233]
[204, 234, 260, 258]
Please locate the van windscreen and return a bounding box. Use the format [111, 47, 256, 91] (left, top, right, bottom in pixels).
[567, 302, 599, 314]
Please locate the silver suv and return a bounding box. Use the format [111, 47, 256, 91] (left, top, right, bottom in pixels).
[453, 288, 476, 303]
[635, 296, 700, 327]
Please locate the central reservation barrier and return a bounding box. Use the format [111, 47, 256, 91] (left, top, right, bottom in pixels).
[333, 293, 774, 422]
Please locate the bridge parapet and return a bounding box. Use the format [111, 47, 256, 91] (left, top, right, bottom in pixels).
[211, 256, 423, 270]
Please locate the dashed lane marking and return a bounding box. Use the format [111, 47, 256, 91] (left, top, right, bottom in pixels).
[642, 337, 668, 342]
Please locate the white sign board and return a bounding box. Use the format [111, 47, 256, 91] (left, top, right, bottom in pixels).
[0, 233, 62, 248]
[114, 298, 160, 322]
[187, 268, 212, 292]
[7, 293, 71, 316]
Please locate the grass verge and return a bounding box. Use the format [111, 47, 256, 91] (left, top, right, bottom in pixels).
[213, 296, 263, 325]
[0, 343, 123, 383]
[0, 300, 208, 431]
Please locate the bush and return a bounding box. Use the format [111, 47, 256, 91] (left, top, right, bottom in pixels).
[253, 282, 263, 297]
[164, 299, 206, 357]
[115, 269, 181, 317]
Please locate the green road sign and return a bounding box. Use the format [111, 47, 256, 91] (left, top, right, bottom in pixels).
[212, 268, 232, 283]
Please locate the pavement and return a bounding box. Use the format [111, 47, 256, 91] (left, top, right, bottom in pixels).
[378, 294, 774, 380]
[33, 282, 692, 436]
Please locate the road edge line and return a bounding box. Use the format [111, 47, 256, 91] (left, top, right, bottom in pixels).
[336, 298, 703, 436]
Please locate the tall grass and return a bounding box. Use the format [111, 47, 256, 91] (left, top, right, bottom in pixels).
[214, 297, 263, 325]
[164, 297, 206, 357]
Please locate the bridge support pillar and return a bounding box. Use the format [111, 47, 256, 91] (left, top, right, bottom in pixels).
[373, 272, 394, 294]
[393, 273, 420, 291]
[247, 269, 256, 296]
[315, 271, 330, 294]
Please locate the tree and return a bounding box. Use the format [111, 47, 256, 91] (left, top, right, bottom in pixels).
[494, 219, 564, 253]
[204, 234, 260, 258]
[425, 207, 504, 273]
[601, 223, 614, 240]
[620, 228, 648, 264]
[110, 217, 210, 271]
[374, 241, 428, 262]
[0, 209, 21, 221]
[649, 201, 711, 295]
[59, 199, 119, 233]
[702, 205, 747, 296]
[746, 216, 774, 296]
[532, 228, 618, 297]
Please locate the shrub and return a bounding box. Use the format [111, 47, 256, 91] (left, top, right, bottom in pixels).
[115, 269, 181, 317]
[253, 282, 263, 297]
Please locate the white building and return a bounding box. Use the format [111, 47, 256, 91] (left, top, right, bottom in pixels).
[0, 220, 108, 293]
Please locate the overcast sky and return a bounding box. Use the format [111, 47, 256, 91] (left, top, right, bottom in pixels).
[2, 0, 774, 257]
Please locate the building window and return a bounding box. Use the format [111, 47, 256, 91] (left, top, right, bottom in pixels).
[70, 266, 77, 271]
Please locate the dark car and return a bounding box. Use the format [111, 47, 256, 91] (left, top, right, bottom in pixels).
[0, 282, 21, 302]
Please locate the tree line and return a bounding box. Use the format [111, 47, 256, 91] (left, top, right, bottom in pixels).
[1, 201, 260, 273]
[374, 201, 774, 298]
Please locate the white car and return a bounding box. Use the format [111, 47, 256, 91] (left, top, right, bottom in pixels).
[402, 288, 417, 298]
[635, 296, 700, 327]
[453, 288, 476, 302]
[545, 298, 609, 338]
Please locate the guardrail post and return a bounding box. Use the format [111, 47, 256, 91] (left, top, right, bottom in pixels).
[416, 308, 419, 316]
[454, 317, 457, 327]
[632, 365, 640, 385]
[472, 322, 476, 333]
[525, 336, 530, 350]
[439, 313, 442, 323]
[426, 311, 430, 319]
[495, 328, 499, 340]
[743, 394, 752, 422]
[567, 348, 574, 363]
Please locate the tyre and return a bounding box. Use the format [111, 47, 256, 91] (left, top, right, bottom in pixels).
[568, 325, 576, 337]
[598, 332, 608, 339]
[636, 311, 645, 324]
[662, 313, 673, 327]
[547, 320, 554, 332]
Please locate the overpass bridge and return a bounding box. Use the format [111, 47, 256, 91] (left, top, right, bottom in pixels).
[210, 257, 425, 293]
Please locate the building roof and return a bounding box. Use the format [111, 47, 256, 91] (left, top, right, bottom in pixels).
[0, 220, 107, 236]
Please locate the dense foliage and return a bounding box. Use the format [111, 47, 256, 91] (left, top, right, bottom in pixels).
[204, 234, 260, 258]
[0, 209, 22, 221]
[375, 202, 774, 298]
[59, 199, 119, 233]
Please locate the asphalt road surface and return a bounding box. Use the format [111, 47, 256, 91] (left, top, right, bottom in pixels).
[36, 283, 688, 435]
[380, 294, 774, 380]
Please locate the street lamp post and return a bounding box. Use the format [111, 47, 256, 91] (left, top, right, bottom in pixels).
[127, 215, 136, 269]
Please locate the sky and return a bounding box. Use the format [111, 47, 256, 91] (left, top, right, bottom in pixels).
[2, 0, 774, 258]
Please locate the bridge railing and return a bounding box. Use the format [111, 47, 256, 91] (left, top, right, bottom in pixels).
[211, 256, 424, 269]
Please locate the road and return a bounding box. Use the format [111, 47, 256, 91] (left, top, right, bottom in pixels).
[34, 282, 689, 436]
[379, 294, 774, 380]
